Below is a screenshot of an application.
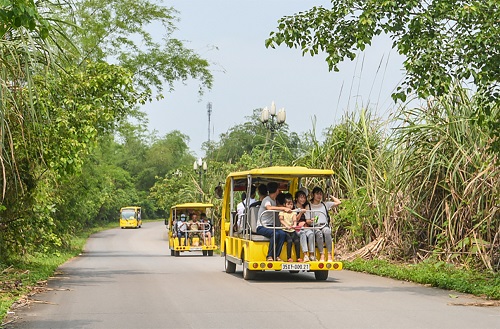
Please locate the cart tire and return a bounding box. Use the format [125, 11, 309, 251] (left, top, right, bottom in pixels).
[170, 249, 174, 256]
[225, 251, 236, 273]
[242, 251, 256, 280]
[202, 250, 208, 256]
[314, 270, 329, 281]
[243, 262, 256, 280]
[208, 250, 214, 256]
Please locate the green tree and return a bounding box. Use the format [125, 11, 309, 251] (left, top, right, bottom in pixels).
[0, 0, 50, 39]
[0, 0, 66, 197]
[52, 133, 143, 233]
[0, 0, 216, 261]
[266, 1, 499, 145]
[35, 62, 141, 176]
[0, 62, 140, 257]
[136, 130, 194, 192]
[61, 0, 213, 99]
[205, 109, 303, 166]
[149, 167, 197, 213]
[114, 120, 150, 177]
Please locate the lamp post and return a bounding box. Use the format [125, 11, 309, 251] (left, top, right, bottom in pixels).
[260, 101, 286, 166]
[193, 158, 207, 202]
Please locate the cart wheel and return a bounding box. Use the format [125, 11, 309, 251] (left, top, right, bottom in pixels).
[225, 250, 236, 273]
[242, 251, 256, 280]
[314, 270, 329, 281]
[243, 262, 256, 280]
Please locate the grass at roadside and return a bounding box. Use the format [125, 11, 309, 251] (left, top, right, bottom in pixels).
[344, 258, 500, 300]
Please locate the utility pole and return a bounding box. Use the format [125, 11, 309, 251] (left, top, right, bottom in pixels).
[207, 102, 212, 143]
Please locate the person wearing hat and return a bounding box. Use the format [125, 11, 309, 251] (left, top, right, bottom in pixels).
[176, 213, 189, 246]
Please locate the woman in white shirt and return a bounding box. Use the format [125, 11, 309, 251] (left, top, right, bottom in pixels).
[305, 187, 341, 262]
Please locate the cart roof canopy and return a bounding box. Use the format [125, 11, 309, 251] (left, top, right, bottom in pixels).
[227, 166, 333, 179]
[171, 203, 214, 211]
[225, 166, 334, 191]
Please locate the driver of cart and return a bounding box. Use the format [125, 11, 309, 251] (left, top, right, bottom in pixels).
[176, 214, 189, 245]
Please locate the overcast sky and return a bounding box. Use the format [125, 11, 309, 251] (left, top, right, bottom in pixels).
[143, 0, 406, 158]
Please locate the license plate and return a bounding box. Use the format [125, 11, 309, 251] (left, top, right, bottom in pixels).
[281, 263, 310, 271]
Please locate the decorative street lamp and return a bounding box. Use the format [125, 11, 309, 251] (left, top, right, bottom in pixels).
[193, 158, 207, 202]
[260, 101, 286, 166]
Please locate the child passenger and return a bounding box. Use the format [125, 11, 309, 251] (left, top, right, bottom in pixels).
[278, 193, 301, 262]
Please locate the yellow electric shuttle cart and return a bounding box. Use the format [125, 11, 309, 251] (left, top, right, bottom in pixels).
[220, 166, 343, 280]
[168, 203, 217, 256]
[120, 206, 142, 228]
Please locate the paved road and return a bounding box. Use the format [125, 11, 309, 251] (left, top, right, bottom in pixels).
[5, 221, 499, 329]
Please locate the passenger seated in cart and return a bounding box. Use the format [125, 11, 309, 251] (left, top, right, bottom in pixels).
[250, 183, 268, 207]
[188, 213, 202, 246]
[295, 188, 314, 262]
[236, 192, 247, 232]
[238, 186, 257, 212]
[256, 182, 291, 261]
[237, 187, 256, 230]
[200, 213, 212, 246]
[278, 193, 301, 262]
[305, 187, 342, 262]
